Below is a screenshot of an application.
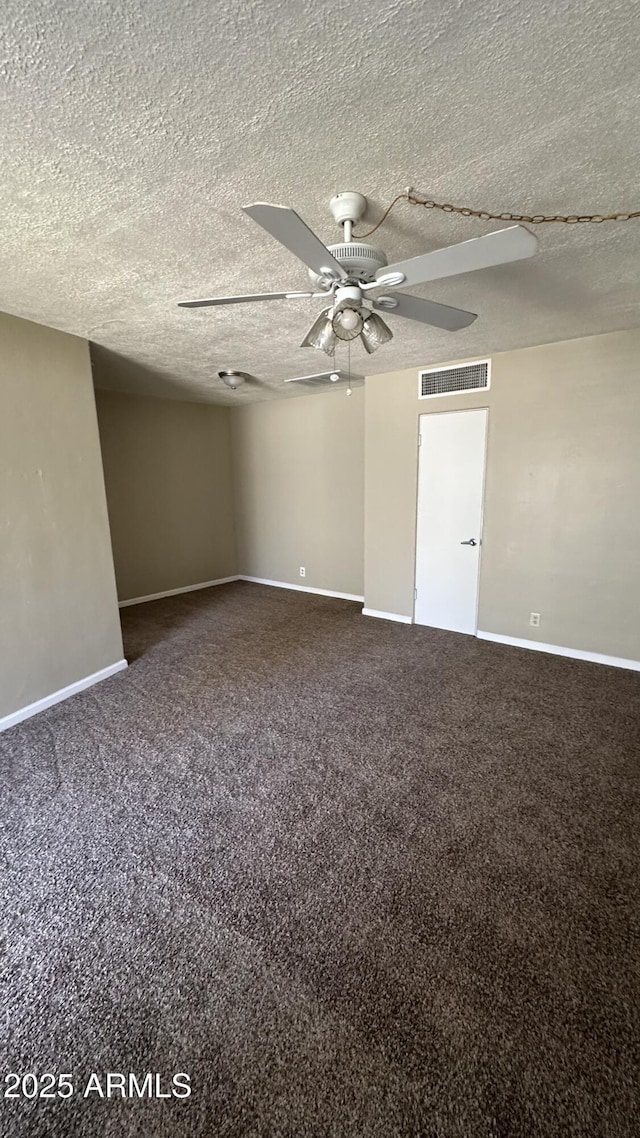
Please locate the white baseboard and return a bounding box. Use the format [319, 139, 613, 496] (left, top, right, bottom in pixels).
[0, 659, 128, 733]
[477, 631, 640, 672]
[239, 576, 364, 603]
[362, 608, 413, 624]
[119, 575, 364, 607]
[118, 576, 240, 608]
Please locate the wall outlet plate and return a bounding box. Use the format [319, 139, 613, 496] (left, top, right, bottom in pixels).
[299, 566, 306, 577]
[529, 612, 541, 627]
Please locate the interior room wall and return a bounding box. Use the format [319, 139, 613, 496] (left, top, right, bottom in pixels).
[364, 327, 640, 662]
[231, 386, 365, 598]
[0, 312, 124, 723]
[95, 390, 237, 602]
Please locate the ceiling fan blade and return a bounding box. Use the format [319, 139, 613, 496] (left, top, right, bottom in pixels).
[374, 292, 477, 331]
[178, 291, 316, 308]
[242, 203, 348, 281]
[377, 225, 538, 289]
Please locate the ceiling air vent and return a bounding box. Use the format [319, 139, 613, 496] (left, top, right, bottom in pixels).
[283, 369, 363, 388]
[419, 360, 490, 399]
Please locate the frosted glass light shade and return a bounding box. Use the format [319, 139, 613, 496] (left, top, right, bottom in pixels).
[361, 312, 393, 353]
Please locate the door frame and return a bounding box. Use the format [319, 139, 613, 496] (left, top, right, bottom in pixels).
[412, 406, 489, 633]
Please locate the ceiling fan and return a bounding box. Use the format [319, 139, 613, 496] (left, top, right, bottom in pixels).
[178, 191, 538, 354]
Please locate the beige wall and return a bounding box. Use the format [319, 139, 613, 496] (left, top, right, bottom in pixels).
[231, 387, 365, 597]
[364, 328, 640, 660]
[95, 390, 237, 601]
[0, 312, 123, 720]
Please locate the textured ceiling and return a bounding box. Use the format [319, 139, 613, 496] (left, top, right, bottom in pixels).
[1, 0, 640, 405]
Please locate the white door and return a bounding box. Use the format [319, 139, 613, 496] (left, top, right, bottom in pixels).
[414, 408, 487, 634]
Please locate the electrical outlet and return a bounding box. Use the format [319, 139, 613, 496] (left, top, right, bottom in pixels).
[529, 612, 541, 627]
[299, 566, 306, 578]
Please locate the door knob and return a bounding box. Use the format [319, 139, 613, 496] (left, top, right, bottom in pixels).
[460, 538, 477, 546]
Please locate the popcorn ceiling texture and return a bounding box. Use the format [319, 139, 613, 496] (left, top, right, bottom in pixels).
[1, 0, 640, 404]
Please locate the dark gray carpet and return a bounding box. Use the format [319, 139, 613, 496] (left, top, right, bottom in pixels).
[1, 582, 639, 1137]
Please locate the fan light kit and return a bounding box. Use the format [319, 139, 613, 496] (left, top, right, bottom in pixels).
[179, 190, 539, 357]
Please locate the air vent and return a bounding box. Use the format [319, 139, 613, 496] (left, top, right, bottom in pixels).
[283, 369, 363, 387]
[419, 360, 490, 399]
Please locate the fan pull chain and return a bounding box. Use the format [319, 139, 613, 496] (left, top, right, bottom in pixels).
[353, 189, 640, 238]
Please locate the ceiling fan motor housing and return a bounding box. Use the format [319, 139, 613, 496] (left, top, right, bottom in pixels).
[309, 242, 388, 289]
